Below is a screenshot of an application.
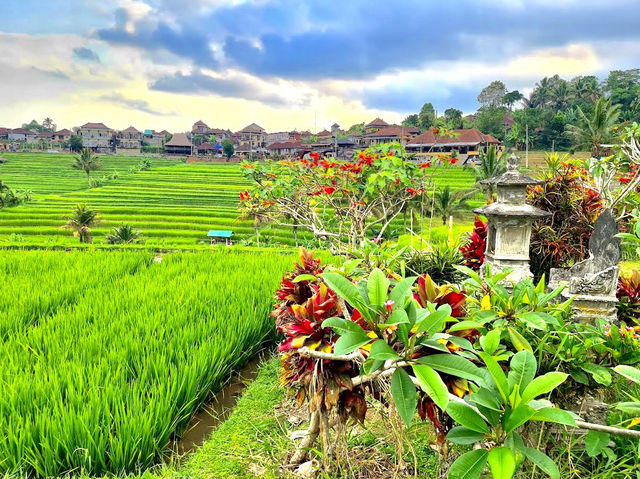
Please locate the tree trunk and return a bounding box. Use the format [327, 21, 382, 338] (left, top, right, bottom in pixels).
[293, 225, 298, 246]
[255, 227, 260, 247]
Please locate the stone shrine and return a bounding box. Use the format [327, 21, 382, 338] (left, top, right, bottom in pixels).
[474, 154, 551, 284]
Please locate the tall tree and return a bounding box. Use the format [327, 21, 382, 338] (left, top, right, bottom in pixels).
[477, 81, 507, 109]
[567, 97, 621, 156]
[42, 117, 55, 132]
[222, 139, 235, 161]
[430, 186, 476, 225]
[71, 148, 103, 185]
[443, 108, 463, 129]
[502, 90, 523, 111]
[69, 135, 83, 152]
[469, 145, 506, 201]
[603, 69, 640, 112]
[401, 114, 419, 128]
[418, 102, 436, 130]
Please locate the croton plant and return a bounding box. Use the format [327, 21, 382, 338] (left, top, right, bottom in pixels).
[274, 249, 581, 479]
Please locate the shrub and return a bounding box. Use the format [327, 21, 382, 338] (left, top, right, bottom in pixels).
[105, 224, 143, 244]
[459, 216, 487, 271]
[618, 270, 640, 324]
[527, 159, 602, 280]
[405, 242, 464, 284]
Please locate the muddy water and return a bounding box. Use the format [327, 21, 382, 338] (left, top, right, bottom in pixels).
[171, 355, 265, 457]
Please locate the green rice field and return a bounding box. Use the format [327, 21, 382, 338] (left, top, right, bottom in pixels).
[0, 153, 480, 248]
[0, 249, 303, 477]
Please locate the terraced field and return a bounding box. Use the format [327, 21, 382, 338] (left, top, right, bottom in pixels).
[0, 153, 481, 247]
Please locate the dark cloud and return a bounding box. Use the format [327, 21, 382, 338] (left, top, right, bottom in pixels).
[360, 84, 480, 115]
[73, 46, 101, 63]
[100, 92, 175, 116]
[149, 71, 290, 106]
[96, 8, 218, 68]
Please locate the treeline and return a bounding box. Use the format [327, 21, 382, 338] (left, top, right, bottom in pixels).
[401, 69, 640, 151]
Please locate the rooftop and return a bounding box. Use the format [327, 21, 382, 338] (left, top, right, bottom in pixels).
[164, 133, 192, 147]
[365, 125, 419, 138]
[407, 128, 501, 147]
[366, 117, 389, 128]
[80, 122, 111, 130]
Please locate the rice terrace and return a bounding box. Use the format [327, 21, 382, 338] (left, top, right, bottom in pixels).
[3, 2, 640, 479]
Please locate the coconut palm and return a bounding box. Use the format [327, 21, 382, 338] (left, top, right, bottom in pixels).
[468, 145, 506, 202]
[429, 186, 477, 225]
[106, 224, 143, 244]
[567, 97, 621, 156]
[71, 148, 103, 185]
[64, 204, 100, 243]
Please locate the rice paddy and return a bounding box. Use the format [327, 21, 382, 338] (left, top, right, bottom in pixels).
[0, 153, 480, 248]
[0, 249, 303, 477]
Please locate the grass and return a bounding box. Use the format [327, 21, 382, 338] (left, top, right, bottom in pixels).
[0, 249, 308, 477]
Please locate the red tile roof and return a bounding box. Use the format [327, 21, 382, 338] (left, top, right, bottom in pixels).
[408, 128, 501, 147]
[316, 129, 332, 136]
[239, 123, 265, 133]
[54, 129, 72, 135]
[164, 133, 192, 147]
[121, 126, 140, 133]
[365, 125, 419, 138]
[193, 120, 208, 127]
[366, 117, 389, 128]
[80, 122, 111, 130]
[197, 142, 215, 151]
[268, 141, 303, 150]
[10, 128, 37, 135]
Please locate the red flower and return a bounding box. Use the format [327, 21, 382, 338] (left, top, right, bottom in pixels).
[431, 127, 440, 135]
[449, 158, 458, 165]
[395, 178, 401, 185]
[419, 162, 432, 168]
[620, 176, 632, 184]
[323, 186, 336, 194]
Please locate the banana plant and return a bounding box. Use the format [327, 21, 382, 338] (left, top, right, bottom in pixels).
[446, 350, 573, 479]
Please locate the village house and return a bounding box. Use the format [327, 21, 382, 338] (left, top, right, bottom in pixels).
[117, 126, 142, 153]
[164, 133, 192, 156]
[8, 128, 39, 143]
[196, 142, 218, 156]
[142, 129, 170, 148]
[192, 120, 211, 135]
[0, 127, 9, 140]
[406, 128, 501, 162]
[316, 129, 333, 141]
[264, 131, 290, 146]
[364, 125, 419, 147]
[53, 129, 72, 143]
[209, 128, 231, 143]
[267, 141, 303, 157]
[76, 122, 114, 152]
[364, 118, 389, 134]
[237, 123, 266, 149]
[330, 123, 341, 134]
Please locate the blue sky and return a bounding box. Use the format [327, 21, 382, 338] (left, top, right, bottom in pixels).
[1, 0, 639, 132]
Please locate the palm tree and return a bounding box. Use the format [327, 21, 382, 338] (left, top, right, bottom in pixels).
[237, 208, 269, 247]
[430, 186, 476, 225]
[567, 97, 621, 156]
[64, 204, 100, 243]
[71, 148, 103, 185]
[468, 145, 506, 202]
[106, 224, 143, 244]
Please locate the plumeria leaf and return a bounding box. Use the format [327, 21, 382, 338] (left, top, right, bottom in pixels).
[446, 401, 490, 434]
[412, 364, 449, 410]
[446, 426, 485, 445]
[448, 449, 488, 479]
[391, 368, 417, 426]
[488, 447, 516, 479]
[368, 268, 389, 307]
[368, 340, 399, 360]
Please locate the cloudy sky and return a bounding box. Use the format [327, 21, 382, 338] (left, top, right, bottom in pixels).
[2, 0, 640, 133]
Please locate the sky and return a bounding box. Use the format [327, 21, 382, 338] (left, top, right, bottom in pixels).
[1, 0, 640, 133]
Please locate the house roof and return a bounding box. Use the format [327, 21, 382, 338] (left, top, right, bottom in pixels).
[54, 129, 72, 135]
[366, 117, 389, 128]
[0, 127, 9, 134]
[193, 120, 209, 127]
[407, 128, 501, 147]
[268, 141, 303, 150]
[317, 129, 332, 136]
[365, 125, 419, 138]
[164, 133, 192, 147]
[38, 132, 53, 138]
[239, 123, 265, 133]
[10, 128, 37, 135]
[80, 122, 111, 130]
[121, 126, 140, 133]
[210, 128, 230, 135]
[197, 142, 215, 151]
[208, 230, 233, 238]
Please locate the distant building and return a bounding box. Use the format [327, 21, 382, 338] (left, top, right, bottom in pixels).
[265, 131, 290, 146]
[143, 129, 170, 147]
[237, 123, 266, 149]
[197, 142, 217, 156]
[406, 128, 501, 161]
[316, 129, 332, 141]
[0, 127, 9, 140]
[53, 129, 72, 143]
[76, 122, 114, 152]
[267, 141, 303, 156]
[364, 125, 419, 146]
[118, 126, 142, 152]
[8, 128, 39, 143]
[192, 120, 211, 135]
[330, 123, 340, 134]
[164, 133, 193, 156]
[365, 118, 389, 134]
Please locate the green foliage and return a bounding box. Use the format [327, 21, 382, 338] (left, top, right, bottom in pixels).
[69, 134, 83, 152]
[468, 145, 506, 201]
[430, 185, 476, 226]
[477, 81, 508, 109]
[105, 223, 143, 244]
[567, 97, 621, 156]
[0, 180, 31, 209]
[63, 203, 100, 243]
[71, 147, 103, 184]
[222, 138, 235, 160]
[405, 241, 464, 284]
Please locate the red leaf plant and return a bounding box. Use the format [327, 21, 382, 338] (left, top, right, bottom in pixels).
[460, 216, 488, 271]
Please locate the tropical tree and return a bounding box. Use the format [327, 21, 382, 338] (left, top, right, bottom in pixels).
[63, 204, 100, 243]
[430, 185, 476, 225]
[477, 80, 507, 109]
[106, 224, 143, 244]
[237, 205, 269, 247]
[69, 135, 83, 152]
[502, 90, 523, 111]
[468, 145, 506, 201]
[567, 97, 621, 156]
[222, 139, 235, 161]
[71, 148, 103, 185]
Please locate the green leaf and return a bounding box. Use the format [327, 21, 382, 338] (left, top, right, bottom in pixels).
[614, 365, 640, 384]
[448, 449, 488, 479]
[508, 350, 537, 396]
[415, 308, 448, 336]
[579, 363, 612, 386]
[478, 352, 509, 402]
[388, 276, 417, 307]
[412, 364, 449, 410]
[503, 404, 535, 434]
[321, 317, 365, 336]
[448, 320, 485, 332]
[519, 312, 551, 330]
[482, 328, 502, 355]
[391, 368, 417, 426]
[321, 272, 361, 307]
[521, 447, 560, 479]
[368, 340, 399, 360]
[488, 447, 516, 479]
[530, 407, 576, 427]
[368, 268, 389, 307]
[383, 308, 409, 326]
[417, 354, 484, 382]
[446, 426, 485, 445]
[292, 273, 317, 283]
[446, 401, 490, 434]
[467, 389, 503, 411]
[520, 372, 568, 405]
[584, 430, 610, 457]
[333, 331, 371, 356]
[507, 326, 533, 352]
[614, 402, 640, 415]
